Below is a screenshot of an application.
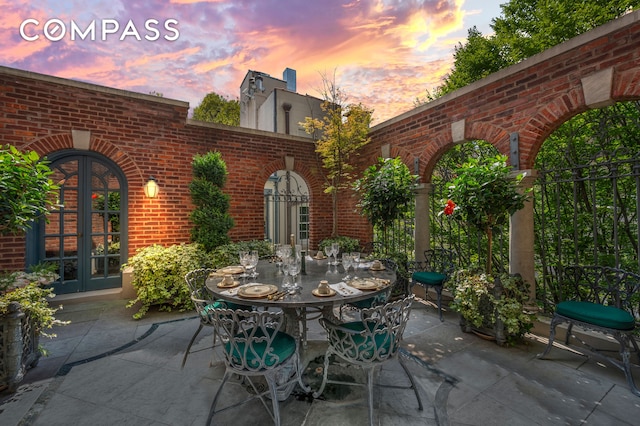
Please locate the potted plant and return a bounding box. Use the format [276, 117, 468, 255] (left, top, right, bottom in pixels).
[0, 263, 64, 391]
[443, 154, 534, 344]
[1, 144, 63, 391]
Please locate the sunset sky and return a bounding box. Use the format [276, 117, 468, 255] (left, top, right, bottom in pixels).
[0, 0, 503, 124]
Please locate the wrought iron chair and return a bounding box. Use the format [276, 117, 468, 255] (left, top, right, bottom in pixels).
[340, 258, 398, 320]
[182, 268, 249, 369]
[410, 248, 456, 321]
[207, 308, 310, 426]
[314, 295, 422, 426]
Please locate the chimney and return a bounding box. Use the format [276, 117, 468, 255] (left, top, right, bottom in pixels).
[283, 68, 296, 92]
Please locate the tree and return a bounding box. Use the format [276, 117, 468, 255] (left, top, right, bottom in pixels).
[300, 72, 373, 236]
[354, 157, 417, 248]
[445, 155, 529, 275]
[435, 0, 638, 96]
[189, 151, 234, 251]
[193, 92, 240, 126]
[0, 144, 59, 235]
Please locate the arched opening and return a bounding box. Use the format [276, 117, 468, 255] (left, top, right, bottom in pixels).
[264, 170, 309, 249]
[27, 150, 128, 294]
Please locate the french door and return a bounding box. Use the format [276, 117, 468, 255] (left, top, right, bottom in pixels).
[29, 151, 127, 294]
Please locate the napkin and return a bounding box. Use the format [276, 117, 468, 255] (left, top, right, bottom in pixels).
[330, 282, 363, 296]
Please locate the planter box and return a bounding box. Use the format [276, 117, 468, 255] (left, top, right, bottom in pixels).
[0, 301, 41, 392]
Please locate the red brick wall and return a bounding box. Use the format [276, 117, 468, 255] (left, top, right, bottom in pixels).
[0, 69, 338, 271]
[369, 13, 640, 181]
[2, 12, 640, 273]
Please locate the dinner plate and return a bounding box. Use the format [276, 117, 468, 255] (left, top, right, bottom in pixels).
[312, 288, 336, 297]
[216, 265, 245, 275]
[237, 283, 278, 299]
[349, 279, 379, 291]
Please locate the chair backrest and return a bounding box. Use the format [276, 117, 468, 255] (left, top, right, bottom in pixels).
[185, 268, 215, 294]
[325, 295, 414, 364]
[424, 249, 456, 278]
[185, 268, 217, 319]
[210, 308, 292, 372]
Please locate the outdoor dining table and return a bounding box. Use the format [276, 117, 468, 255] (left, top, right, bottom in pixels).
[205, 256, 396, 347]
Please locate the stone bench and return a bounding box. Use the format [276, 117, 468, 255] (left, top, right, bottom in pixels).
[538, 265, 640, 396]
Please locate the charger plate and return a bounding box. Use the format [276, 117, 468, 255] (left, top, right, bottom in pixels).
[214, 265, 245, 275]
[349, 279, 379, 291]
[237, 283, 278, 299]
[312, 288, 337, 297]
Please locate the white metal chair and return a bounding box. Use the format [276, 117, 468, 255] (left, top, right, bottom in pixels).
[314, 294, 422, 426]
[182, 268, 249, 369]
[207, 307, 310, 426]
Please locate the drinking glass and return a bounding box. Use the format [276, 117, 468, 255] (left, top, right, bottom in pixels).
[247, 250, 259, 278]
[287, 255, 302, 292]
[342, 253, 353, 280]
[330, 243, 340, 265]
[324, 245, 333, 265]
[350, 252, 361, 279]
[239, 251, 250, 278]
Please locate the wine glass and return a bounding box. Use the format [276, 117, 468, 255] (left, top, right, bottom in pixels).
[330, 243, 340, 265]
[324, 245, 333, 265]
[247, 250, 259, 278]
[274, 244, 283, 268]
[342, 253, 353, 281]
[287, 255, 302, 292]
[239, 251, 250, 278]
[350, 252, 361, 279]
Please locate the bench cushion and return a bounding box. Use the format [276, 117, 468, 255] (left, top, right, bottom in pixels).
[412, 271, 446, 286]
[556, 301, 636, 331]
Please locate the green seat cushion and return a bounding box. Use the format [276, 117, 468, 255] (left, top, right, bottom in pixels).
[556, 301, 636, 330]
[412, 271, 446, 286]
[202, 301, 250, 316]
[331, 321, 395, 361]
[225, 328, 296, 369]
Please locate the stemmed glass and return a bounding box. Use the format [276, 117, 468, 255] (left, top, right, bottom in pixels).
[282, 254, 301, 292]
[350, 252, 361, 279]
[247, 250, 259, 278]
[342, 253, 353, 281]
[324, 245, 333, 265]
[239, 251, 250, 278]
[330, 243, 340, 266]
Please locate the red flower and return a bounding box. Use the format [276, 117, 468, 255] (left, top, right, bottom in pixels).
[92, 193, 98, 199]
[443, 199, 456, 216]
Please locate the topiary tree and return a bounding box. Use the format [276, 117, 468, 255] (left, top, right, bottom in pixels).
[0, 144, 59, 235]
[445, 154, 529, 275]
[353, 157, 417, 249]
[189, 151, 234, 251]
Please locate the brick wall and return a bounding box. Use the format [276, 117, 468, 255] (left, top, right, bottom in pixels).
[2, 11, 640, 274]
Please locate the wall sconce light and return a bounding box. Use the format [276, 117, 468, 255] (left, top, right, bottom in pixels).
[144, 176, 159, 198]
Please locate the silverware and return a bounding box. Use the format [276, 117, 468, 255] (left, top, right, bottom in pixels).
[268, 291, 285, 300]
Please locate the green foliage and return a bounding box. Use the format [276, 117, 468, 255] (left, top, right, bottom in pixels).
[318, 236, 360, 255]
[300, 73, 373, 236]
[435, 0, 639, 96]
[448, 267, 534, 344]
[189, 152, 234, 251]
[354, 157, 417, 235]
[0, 144, 59, 235]
[123, 241, 272, 319]
[0, 264, 64, 338]
[208, 240, 274, 268]
[124, 244, 212, 319]
[192, 92, 240, 126]
[446, 154, 529, 274]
